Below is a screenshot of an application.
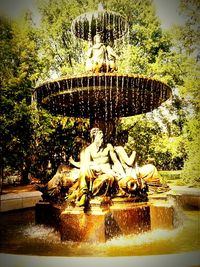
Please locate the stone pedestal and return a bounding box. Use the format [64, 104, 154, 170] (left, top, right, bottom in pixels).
[35, 197, 176, 243]
[150, 203, 174, 230]
[60, 197, 150, 242]
[60, 206, 109, 242]
[110, 198, 151, 235]
[35, 202, 62, 228]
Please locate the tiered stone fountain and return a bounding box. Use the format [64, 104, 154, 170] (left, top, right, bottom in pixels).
[34, 5, 174, 243]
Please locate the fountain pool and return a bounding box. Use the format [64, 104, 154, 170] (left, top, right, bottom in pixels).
[0, 207, 199, 257]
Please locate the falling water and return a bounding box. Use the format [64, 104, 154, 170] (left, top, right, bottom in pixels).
[87, 75, 90, 118]
[93, 75, 98, 123]
[104, 74, 108, 123]
[34, 3, 172, 124]
[79, 76, 84, 117]
[109, 74, 113, 121]
[115, 75, 119, 118]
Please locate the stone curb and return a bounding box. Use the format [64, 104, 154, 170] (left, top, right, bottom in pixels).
[0, 191, 42, 212]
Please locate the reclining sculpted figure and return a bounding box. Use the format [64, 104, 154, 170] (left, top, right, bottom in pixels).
[114, 130, 166, 195]
[67, 127, 126, 206]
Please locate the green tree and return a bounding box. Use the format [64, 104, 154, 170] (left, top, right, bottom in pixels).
[171, 0, 200, 183]
[0, 15, 41, 185]
[35, 0, 91, 80]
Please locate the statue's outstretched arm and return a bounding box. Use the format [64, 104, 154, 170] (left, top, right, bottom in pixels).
[69, 156, 80, 168]
[69, 148, 89, 169]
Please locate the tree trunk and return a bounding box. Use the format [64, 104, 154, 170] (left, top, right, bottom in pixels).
[0, 165, 3, 196]
[21, 159, 31, 185]
[21, 169, 30, 184]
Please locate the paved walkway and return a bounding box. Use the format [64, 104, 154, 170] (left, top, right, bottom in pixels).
[168, 185, 200, 196]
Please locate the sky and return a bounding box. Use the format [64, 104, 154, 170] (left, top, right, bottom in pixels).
[154, 0, 186, 28]
[0, 0, 186, 29]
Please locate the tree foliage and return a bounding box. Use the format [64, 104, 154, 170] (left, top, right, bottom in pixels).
[1, 0, 199, 185]
[172, 0, 200, 183]
[0, 16, 40, 184]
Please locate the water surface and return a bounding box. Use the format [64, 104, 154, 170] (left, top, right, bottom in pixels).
[0, 208, 199, 256]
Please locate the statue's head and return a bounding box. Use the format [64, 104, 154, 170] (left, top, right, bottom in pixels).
[90, 127, 103, 143]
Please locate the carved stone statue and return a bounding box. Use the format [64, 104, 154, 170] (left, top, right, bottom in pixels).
[114, 130, 167, 194]
[37, 164, 79, 203]
[37, 128, 168, 205]
[86, 34, 107, 73]
[106, 42, 118, 72]
[86, 34, 118, 73]
[66, 127, 126, 206]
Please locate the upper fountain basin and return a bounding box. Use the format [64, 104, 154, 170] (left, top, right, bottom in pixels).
[33, 74, 172, 119]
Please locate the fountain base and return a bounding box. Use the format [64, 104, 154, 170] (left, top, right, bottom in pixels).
[35, 196, 175, 243]
[60, 205, 110, 242]
[60, 197, 150, 242]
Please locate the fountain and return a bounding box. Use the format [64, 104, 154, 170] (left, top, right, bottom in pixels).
[33, 5, 174, 243]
